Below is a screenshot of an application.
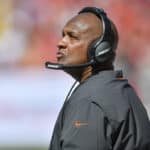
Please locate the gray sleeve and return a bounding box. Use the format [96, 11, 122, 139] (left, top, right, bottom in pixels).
[111, 108, 150, 150]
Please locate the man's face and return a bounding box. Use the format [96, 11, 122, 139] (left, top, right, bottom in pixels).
[57, 13, 102, 66]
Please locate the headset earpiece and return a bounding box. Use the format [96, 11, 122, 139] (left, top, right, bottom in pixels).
[88, 38, 112, 63]
[94, 41, 112, 62]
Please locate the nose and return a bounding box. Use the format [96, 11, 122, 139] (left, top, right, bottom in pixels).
[57, 36, 67, 50]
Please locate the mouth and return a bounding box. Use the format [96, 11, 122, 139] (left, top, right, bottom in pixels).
[56, 51, 65, 61]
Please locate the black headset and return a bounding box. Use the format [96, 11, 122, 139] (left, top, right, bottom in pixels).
[45, 7, 115, 70]
[78, 7, 114, 64]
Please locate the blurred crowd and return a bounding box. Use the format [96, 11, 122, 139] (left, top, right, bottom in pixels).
[0, 0, 150, 114]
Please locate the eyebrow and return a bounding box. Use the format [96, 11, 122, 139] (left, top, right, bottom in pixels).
[62, 30, 78, 37]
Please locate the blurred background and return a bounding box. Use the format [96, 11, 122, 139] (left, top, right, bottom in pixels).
[0, 0, 150, 149]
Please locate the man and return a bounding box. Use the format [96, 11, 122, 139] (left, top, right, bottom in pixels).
[46, 7, 150, 150]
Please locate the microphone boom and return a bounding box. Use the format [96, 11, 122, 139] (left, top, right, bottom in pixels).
[45, 60, 95, 70]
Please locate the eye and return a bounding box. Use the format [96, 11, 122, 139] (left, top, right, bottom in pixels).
[62, 31, 65, 37]
[68, 32, 79, 40]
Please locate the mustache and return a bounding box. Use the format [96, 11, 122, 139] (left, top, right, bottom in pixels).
[56, 49, 68, 56]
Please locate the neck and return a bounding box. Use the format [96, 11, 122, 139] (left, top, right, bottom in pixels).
[80, 66, 92, 82]
[64, 66, 92, 82]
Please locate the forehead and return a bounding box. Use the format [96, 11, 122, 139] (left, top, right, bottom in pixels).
[63, 13, 102, 35]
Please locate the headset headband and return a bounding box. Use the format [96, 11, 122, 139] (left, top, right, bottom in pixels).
[78, 7, 112, 48]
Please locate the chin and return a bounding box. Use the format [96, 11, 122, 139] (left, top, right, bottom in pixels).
[57, 60, 68, 65]
[64, 67, 84, 81]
